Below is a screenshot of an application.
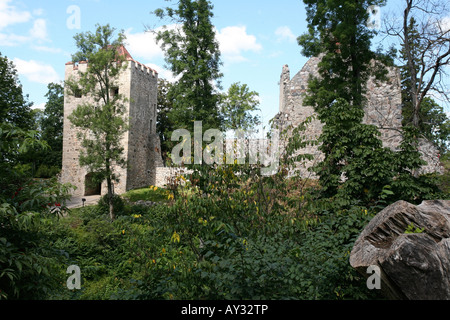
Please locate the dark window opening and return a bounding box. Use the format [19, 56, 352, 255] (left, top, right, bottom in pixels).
[74, 89, 82, 98]
[111, 87, 119, 98]
[84, 173, 101, 196]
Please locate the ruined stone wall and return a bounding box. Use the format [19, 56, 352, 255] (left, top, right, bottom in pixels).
[274, 56, 443, 177]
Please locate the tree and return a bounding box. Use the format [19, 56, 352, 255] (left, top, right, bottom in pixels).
[66, 24, 129, 221]
[156, 78, 176, 163]
[384, 0, 450, 129]
[298, 0, 388, 112]
[397, 15, 450, 155]
[0, 53, 37, 177]
[0, 52, 33, 130]
[152, 0, 223, 133]
[220, 82, 261, 133]
[403, 96, 450, 155]
[40, 83, 64, 170]
[23, 83, 65, 178]
[297, 0, 394, 201]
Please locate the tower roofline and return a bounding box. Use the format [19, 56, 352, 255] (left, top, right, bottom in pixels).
[65, 45, 158, 75]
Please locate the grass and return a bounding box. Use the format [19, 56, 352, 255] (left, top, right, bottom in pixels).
[122, 186, 169, 203]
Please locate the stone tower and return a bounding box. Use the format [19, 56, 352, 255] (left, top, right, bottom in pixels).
[273, 56, 442, 177]
[61, 46, 163, 197]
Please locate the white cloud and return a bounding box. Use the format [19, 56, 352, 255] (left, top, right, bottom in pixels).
[125, 24, 262, 66]
[0, 32, 29, 46]
[125, 25, 182, 62]
[13, 58, 60, 84]
[0, 0, 32, 30]
[31, 45, 63, 54]
[30, 18, 47, 41]
[216, 26, 262, 63]
[0, 1, 56, 51]
[441, 16, 450, 32]
[124, 29, 164, 61]
[32, 102, 46, 110]
[275, 26, 296, 43]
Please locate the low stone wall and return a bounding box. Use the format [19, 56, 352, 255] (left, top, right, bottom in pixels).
[155, 167, 193, 188]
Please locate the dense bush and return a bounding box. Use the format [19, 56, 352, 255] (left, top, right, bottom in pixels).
[35, 164, 61, 178]
[97, 194, 125, 216]
[0, 178, 74, 300]
[45, 163, 382, 300]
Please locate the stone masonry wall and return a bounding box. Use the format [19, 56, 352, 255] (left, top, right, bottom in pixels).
[274, 56, 443, 177]
[61, 57, 163, 197]
[127, 61, 163, 191]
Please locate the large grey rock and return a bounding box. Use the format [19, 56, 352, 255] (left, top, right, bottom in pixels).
[350, 200, 450, 300]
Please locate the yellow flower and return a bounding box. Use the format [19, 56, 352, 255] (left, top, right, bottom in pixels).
[133, 214, 142, 219]
[168, 193, 174, 200]
[152, 259, 156, 264]
[122, 229, 125, 235]
[162, 247, 166, 253]
[171, 231, 181, 243]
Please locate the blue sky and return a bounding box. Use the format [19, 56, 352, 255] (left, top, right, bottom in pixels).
[0, 0, 448, 128]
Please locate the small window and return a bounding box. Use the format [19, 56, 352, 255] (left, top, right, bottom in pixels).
[74, 88, 82, 98]
[111, 87, 119, 97]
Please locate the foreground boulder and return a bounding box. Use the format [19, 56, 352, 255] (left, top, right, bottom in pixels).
[350, 200, 450, 300]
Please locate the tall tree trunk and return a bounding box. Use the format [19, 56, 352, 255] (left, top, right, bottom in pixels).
[106, 176, 115, 221]
[403, 0, 420, 129]
[403, 0, 421, 177]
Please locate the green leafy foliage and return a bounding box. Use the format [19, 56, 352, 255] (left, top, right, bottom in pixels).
[0, 52, 33, 130]
[156, 79, 176, 163]
[97, 194, 125, 216]
[38, 83, 64, 171]
[0, 123, 74, 300]
[404, 223, 424, 234]
[220, 82, 261, 132]
[42, 161, 382, 300]
[153, 0, 223, 132]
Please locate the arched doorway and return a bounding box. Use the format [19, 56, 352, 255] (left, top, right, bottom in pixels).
[84, 173, 101, 196]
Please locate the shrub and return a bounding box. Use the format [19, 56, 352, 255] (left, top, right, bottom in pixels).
[97, 194, 125, 216]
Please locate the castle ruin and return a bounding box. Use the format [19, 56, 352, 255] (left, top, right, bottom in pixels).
[273, 56, 443, 177]
[61, 46, 163, 197]
[61, 50, 443, 197]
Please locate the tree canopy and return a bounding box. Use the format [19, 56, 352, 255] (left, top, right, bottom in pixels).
[153, 0, 223, 132]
